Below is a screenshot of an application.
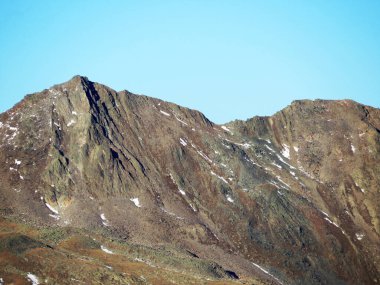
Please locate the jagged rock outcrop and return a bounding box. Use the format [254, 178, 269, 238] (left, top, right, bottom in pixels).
[0, 76, 379, 285]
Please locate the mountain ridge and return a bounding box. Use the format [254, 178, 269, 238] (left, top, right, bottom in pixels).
[0, 76, 379, 285]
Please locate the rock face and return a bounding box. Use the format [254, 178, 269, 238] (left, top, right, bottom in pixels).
[0, 76, 379, 285]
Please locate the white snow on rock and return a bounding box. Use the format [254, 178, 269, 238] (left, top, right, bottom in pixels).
[281, 144, 290, 159]
[45, 203, 59, 215]
[197, 150, 213, 163]
[160, 110, 171, 117]
[179, 138, 187, 146]
[170, 173, 186, 196]
[161, 208, 184, 220]
[66, 119, 76, 127]
[271, 162, 282, 169]
[264, 145, 275, 153]
[321, 211, 330, 218]
[354, 182, 365, 193]
[221, 125, 233, 134]
[226, 195, 234, 203]
[276, 154, 296, 170]
[189, 203, 197, 212]
[72, 111, 78, 115]
[100, 213, 110, 226]
[210, 171, 229, 184]
[130, 198, 141, 208]
[0, 277, 3, 285]
[351, 144, 356, 153]
[174, 115, 188, 125]
[356, 233, 365, 240]
[49, 214, 60, 220]
[15, 159, 21, 165]
[276, 176, 291, 189]
[252, 262, 284, 285]
[293, 146, 299, 152]
[101, 245, 114, 254]
[221, 142, 231, 149]
[324, 217, 341, 229]
[223, 137, 251, 149]
[26, 273, 39, 285]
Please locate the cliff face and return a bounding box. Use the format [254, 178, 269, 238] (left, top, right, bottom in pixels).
[0, 76, 379, 285]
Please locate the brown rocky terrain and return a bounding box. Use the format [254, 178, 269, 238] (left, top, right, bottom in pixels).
[0, 76, 379, 284]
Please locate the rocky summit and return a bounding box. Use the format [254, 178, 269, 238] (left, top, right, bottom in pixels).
[0, 76, 379, 285]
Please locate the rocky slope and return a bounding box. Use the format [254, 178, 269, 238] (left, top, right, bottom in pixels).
[0, 76, 379, 285]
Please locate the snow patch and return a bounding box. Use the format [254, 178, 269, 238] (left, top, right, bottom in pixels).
[45, 203, 59, 215]
[130, 198, 141, 208]
[293, 146, 299, 152]
[226, 195, 234, 203]
[321, 211, 330, 218]
[281, 144, 290, 159]
[355, 182, 365, 193]
[174, 115, 188, 126]
[101, 245, 114, 254]
[324, 217, 341, 229]
[223, 137, 251, 149]
[197, 150, 213, 163]
[179, 138, 187, 146]
[276, 154, 296, 170]
[351, 144, 356, 153]
[356, 233, 365, 240]
[189, 203, 197, 212]
[179, 188, 186, 196]
[26, 273, 39, 285]
[276, 176, 290, 189]
[49, 214, 60, 220]
[221, 125, 233, 134]
[72, 111, 78, 115]
[67, 119, 76, 127]
[210, 171, 229, 184]
[252, 263, 283, 285]
[264, 145, 275, 153]
[15, 159, 21, 165]
[160, 110, 171, 117]
[169, 173, 186, 196]
[100, 213, 110, 226]
[272, 162, 282, 169]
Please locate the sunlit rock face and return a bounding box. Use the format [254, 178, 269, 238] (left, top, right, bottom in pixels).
[0, 76, 379, 285]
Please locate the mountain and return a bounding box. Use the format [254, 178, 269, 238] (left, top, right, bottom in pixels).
[0, 76, 379, 285]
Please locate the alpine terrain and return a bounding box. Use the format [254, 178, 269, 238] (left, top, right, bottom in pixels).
[0, 76, 379, 285]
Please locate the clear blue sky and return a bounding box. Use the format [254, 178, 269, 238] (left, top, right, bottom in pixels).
[1, 1, 379, 123]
